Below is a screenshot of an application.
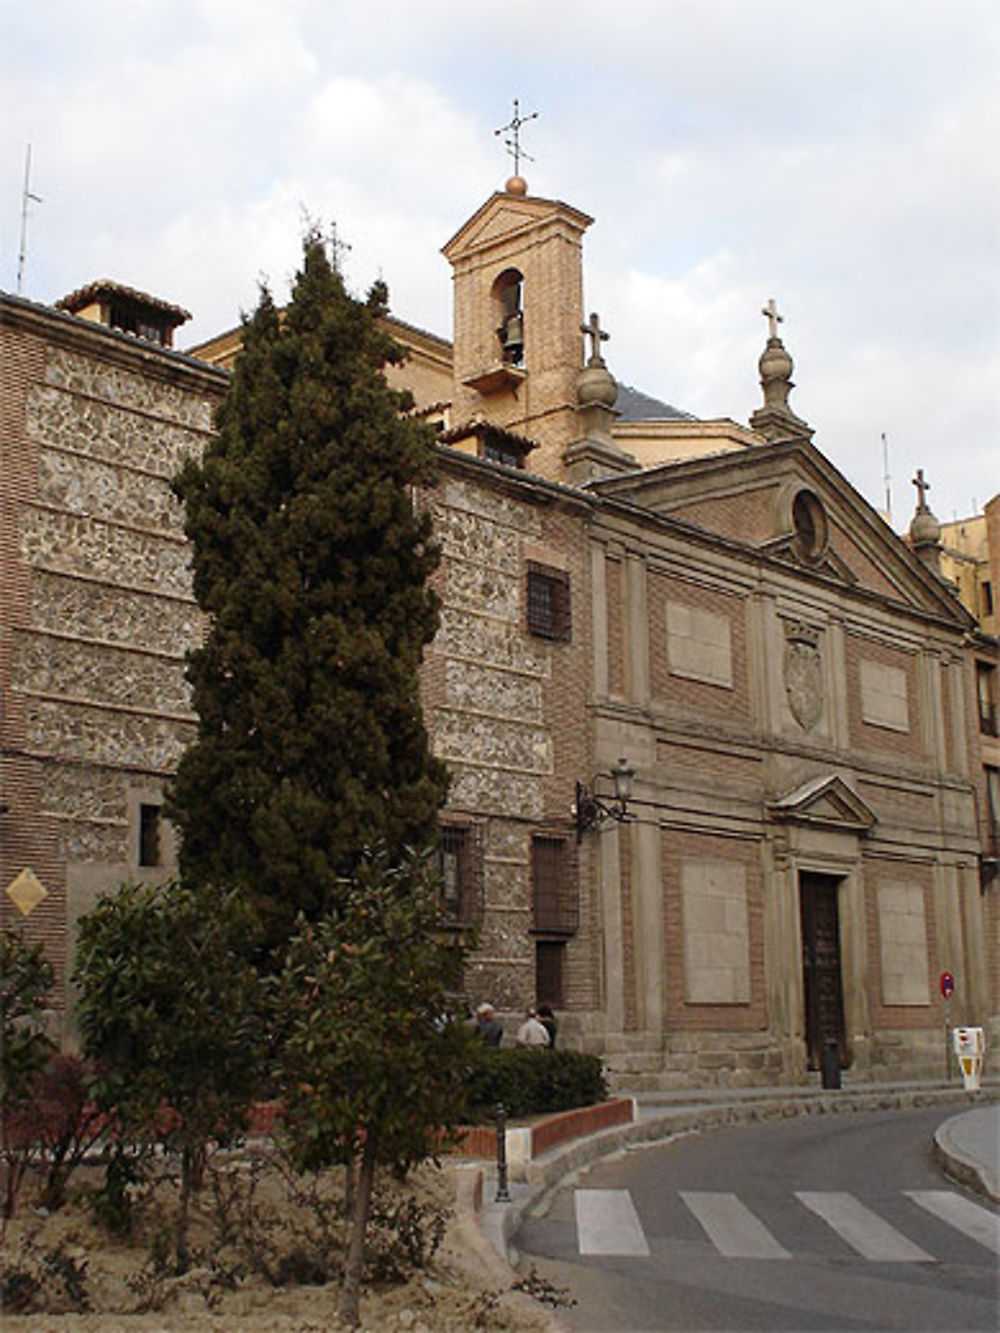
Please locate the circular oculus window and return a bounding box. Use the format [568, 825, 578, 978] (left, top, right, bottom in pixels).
[791, 489, 828, 562]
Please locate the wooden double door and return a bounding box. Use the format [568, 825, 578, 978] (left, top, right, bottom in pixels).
[799, 873, 847, 1070]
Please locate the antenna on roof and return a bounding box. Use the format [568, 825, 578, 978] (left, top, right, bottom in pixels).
[881, 432, 891, 523]
[16, 143, 43, 295]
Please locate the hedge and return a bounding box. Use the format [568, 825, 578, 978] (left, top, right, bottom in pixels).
[465, 1047, 607, 1120]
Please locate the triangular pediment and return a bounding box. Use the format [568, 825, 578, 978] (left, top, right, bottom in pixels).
[767, 775, 877, 834]
[442, 192, 593, 262]
[590, 438, 972, 626]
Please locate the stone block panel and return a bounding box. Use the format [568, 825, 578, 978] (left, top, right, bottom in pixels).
[27, 698, 194, 772]
[21, 506, 191, 597]
[36, 760, 131, 823]
[36, 448, 183, 532]
[445, 557, 520, 620]
[434, 606, 549, 676]
[447, 761, 544, 821]
[434, 507, 521, 574]
[876, 882, 931, 1005]
[44, 348, 215, 430]
[15, 636, 192, 717]
[27, 383, 208, 475]
[31, 571, 202, 655]
[433, 709, 551, 773]
[438, 478, 544, 535]
[444, 659, 541, 718]
[483, 859, 529, 910]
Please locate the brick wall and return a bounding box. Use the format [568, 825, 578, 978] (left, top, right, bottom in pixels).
[863, 858, 938, 1031]
[844, 631, 924, 760]
[661, 829, 767, 1032]
[649, 571, 750, 719]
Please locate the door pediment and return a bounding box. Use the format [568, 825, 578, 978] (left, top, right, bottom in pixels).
[767, 775, 876, 835]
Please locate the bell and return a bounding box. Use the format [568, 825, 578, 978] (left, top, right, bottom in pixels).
[501, 312, 524, 363]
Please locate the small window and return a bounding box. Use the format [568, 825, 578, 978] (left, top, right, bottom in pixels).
[436, 824, 481, 925]
[532, 835, 577, 934]
[139, 804, 162, 867]
[791, 489, 828, 562]
[527, 563, 571, 641]
[536, 941, 565, 1008]
[981, 581, 994, 618]
[977, 662, 998, 737]
[484, 438, 525, 469]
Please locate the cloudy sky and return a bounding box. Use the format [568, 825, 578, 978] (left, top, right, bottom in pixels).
[3, 0, 997, 525]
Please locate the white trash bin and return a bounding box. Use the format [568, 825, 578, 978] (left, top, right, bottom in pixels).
[952, 1026, 985, 1092]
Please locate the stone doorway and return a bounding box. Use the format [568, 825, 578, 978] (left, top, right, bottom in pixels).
[799, 872, 847, 1070]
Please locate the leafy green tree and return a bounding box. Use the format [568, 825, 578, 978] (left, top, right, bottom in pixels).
[273, 848, 477, 1328]
[0, 929, 55, 1105]
[73, 881, 264, 1264]
[166, 236, 448, 953]
[1, 929, 56, 1217]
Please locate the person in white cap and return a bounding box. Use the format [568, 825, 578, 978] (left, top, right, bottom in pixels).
[475, 1002, 503, 1047]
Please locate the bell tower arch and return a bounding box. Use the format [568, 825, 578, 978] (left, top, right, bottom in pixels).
[442, 178, 594, 482]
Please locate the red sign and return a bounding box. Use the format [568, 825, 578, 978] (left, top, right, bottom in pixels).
[939, 971, 955, 999]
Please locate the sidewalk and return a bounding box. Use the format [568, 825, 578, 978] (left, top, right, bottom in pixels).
[453, 1076, 998, 1330]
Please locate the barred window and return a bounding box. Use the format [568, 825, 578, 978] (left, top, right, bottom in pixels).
[139, 804, 162, 867]
[531, 834, 577, 934]
[526, 563, 571, 641]
[437, 825, 482, 925]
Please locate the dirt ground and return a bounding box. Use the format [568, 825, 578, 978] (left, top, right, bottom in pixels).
[0, 1149, 562, 1332]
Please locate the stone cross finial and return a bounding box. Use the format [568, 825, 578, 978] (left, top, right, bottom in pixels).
[581, 312, 610, 366]
[494, 98, 539, 175]
[762, 298, 783, 340]
[912, 468, 931, 511]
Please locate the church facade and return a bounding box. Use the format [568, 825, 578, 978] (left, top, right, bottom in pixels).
[2, 176, 996, 1087]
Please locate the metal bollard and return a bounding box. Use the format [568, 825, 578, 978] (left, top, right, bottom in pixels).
[494, 1101, 511, 1202]
[820, 1038, 841, 1090]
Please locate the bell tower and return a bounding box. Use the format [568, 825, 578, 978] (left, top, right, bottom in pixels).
[442, 175, 594, 483]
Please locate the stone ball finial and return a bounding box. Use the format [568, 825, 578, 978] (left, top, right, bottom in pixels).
[909, 505, 941, 546]
[759, 337, 793, 411]
[505, 175, 528, 196]
[577, 361, 618, 409]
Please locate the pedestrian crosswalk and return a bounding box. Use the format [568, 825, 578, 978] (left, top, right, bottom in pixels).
[572, 1187, 999, 1263]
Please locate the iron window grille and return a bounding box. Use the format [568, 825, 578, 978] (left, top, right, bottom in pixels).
[437, 823, 484, 926]
[526, 562, 571, 641]
[531, 834, 578, 934]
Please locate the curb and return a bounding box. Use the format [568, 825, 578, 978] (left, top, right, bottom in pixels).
[933, 1107, 1000, 1203]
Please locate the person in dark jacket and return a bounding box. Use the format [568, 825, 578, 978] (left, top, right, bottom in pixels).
[536, 1005, 557, 1048]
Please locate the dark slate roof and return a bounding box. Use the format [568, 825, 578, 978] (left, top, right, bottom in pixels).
[615, 383, 695, 423]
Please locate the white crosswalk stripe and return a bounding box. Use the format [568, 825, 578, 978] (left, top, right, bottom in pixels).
[571, 1186, 997, 1264]
[794, 1192, 933, 1261]
[904, 1190, 1000, 1256]
[575, 1188, 650, 1255]
[680, 1192, 791, 1259]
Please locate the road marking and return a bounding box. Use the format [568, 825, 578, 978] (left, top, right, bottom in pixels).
[904, 1190, 1000, 1256]
[574, 1189, 650, 1255]
[795, 1192, 934, 1262]
[680, 1191, 791, 1259]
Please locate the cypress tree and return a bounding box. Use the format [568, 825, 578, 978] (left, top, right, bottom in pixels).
[167, 235, 448, 951]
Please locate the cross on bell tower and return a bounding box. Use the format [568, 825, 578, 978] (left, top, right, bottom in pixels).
[494, 98, 539, 180]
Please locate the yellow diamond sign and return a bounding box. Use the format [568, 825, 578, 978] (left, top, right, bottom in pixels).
[6, 868, 48, 917]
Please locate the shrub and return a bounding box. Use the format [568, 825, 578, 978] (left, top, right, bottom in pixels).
[465, 1047, 607, 1119]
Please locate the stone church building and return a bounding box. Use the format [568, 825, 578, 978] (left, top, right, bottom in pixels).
[2, 174, 997, 1088]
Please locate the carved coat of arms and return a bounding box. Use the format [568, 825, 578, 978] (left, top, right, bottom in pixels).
[783, 622, 823, 731]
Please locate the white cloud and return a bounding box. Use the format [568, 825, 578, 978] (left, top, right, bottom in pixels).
[1, 0, 996, 522]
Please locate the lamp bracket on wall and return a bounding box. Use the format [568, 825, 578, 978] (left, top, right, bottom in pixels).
[575, 757, 635, 840]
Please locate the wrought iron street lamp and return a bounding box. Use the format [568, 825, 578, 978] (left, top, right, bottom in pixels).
[575, 757, 635, 839]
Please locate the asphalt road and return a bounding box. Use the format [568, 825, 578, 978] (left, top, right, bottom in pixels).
[514, 1104, 1000, 1331]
